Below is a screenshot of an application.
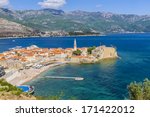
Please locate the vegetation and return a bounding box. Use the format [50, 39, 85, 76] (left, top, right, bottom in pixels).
[0, 79, 23, 96]
[0, 79, 76, 100]
[87, 46, 96, 54]
[0, 79, 36, 100]
[73, 49, 82, 56]
[1, 8, 150, 34]
[128, 78, 150, 100]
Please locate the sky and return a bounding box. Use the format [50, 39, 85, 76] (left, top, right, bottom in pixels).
[0, 0, 150, 15]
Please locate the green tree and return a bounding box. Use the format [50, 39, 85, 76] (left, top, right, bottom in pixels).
[143, 79, 150, 100]
[0, 79, 23, 96]
[128, 78, 150, 100]
[73, 49, 82, 56]
[87, 46, 96, 54]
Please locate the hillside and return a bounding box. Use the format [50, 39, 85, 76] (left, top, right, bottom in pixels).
[0, 8, 150, 35]
[0, 79, 36, 100]
[0, 18, 35, 37]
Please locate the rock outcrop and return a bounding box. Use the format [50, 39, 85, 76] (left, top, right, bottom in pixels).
[70, 46, 118, 63]
[92, 45, 118, 59]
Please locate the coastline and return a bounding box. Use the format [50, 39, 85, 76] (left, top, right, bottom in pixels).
[0, 35, 101, 40]
[5, 62, 67, 86]
[1, 38, 118, 86]
[4, 57, 119, 86]
[4, 56, 119, 86]
[18, 57, 119, 85]
[0, 32, 149, 40]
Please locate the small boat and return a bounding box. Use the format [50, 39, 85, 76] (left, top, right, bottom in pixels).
[12, 40, 15, 42]
[75, 77, 84, 81]
[17, 85, 34, 94]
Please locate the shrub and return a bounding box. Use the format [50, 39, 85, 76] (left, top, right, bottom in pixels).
[0, 79, 23, 96]
[73, 49, 82, 56]
[128, 78, 150, 100]
[87, 46, 96, 54]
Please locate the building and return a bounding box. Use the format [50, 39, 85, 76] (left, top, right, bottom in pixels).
[74, 39, 77, 51]
[0, 59, 24, 70]
[92, 45, 118, 59]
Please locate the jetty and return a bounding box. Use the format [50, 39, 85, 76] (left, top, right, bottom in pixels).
[41, 76, 84, 81]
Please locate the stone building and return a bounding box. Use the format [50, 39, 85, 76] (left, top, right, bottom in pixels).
[92, 45, 118, 59]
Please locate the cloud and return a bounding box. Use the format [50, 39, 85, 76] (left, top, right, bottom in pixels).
[96, 4, 102, 8]
[38, 0, 66, 9]
[0, 0, 9, 7]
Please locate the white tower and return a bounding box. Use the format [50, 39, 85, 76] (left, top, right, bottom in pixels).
[74, 39, 77, 51]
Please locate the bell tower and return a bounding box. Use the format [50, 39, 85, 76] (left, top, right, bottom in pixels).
[74, 39, 77, 51]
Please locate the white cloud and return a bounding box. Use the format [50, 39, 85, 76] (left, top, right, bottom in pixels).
[38, 0, 66, 9]
[0, 0, 9, 7]
[96, 4, 102, 8]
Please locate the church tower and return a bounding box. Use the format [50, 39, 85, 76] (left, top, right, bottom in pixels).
[74, 39, 77, 51]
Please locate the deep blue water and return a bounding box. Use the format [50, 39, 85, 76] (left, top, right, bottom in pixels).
[1, 34, 150, 100]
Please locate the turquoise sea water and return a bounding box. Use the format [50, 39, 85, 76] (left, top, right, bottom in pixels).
[1, 34, 150, 99]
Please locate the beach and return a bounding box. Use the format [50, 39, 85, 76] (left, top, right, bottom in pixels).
[4, 62, 66, 86]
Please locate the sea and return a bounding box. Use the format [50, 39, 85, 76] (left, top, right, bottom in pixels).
[0, 33, 150, 100]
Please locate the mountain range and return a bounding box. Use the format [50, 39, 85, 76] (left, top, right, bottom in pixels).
[0, 8, 150, 37]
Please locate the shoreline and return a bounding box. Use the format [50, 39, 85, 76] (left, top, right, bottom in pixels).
[21, 62, 67, 85]
[0, 32, 149, 40]
[20, 65, 54, 86]
[17, 57, 118, 85]
[0, 35, 101, 40]
[5, 57, 119, 86]
[5, 62, 67, 86]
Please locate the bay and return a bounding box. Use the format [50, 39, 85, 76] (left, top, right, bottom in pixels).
[1, 33, 150, 99]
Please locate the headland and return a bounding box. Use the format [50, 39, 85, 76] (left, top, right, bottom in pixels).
[0, 39, 118, 86]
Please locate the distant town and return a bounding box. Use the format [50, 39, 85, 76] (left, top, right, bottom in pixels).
[0, 39, 118, 85]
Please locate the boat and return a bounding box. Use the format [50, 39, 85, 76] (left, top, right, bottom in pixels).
[75, 77, 84, 81]
[17, 85, 34, 94]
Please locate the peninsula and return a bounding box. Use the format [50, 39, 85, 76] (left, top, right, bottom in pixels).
[0, 39, 118, 86]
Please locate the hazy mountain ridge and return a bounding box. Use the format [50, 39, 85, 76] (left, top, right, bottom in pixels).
[0, 18, 35, 37]
[0, 8, 150, 35]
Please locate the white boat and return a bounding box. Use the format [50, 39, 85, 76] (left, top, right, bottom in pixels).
[75, 77, 84, 81]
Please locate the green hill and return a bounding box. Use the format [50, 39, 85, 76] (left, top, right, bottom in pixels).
[0, 8, 150, 34]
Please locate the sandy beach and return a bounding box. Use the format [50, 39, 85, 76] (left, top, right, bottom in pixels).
[4, 62, 66, 86]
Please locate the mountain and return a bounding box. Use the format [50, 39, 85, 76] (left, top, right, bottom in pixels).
[0, 8, 150, 35]
[0, 18, 35, 37]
